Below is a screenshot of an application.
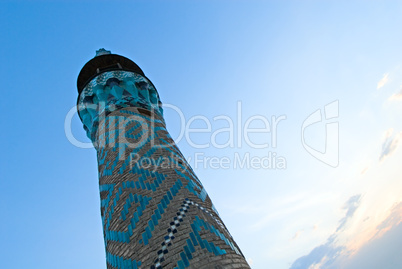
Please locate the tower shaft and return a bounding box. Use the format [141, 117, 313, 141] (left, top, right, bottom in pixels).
[77, 52, 250, 269]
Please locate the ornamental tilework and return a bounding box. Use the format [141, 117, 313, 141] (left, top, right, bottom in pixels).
[77, 55, 250, 269]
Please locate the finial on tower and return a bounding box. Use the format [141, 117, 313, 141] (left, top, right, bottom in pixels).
[95, 48, 111, 57]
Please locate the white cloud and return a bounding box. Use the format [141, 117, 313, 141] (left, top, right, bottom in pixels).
[377, 73, 389, 89]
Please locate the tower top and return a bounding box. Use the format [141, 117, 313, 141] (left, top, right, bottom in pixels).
[95, 48, 111, 57]
[77, 49, 145, 94]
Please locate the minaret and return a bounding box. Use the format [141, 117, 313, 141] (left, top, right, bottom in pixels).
[77, 49, 250, 269]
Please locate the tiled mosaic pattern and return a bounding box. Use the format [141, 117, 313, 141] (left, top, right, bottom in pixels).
[78, 68, 250, 268]
[78, 71, 163, 141]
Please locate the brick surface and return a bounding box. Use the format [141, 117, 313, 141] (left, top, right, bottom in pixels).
[77, 56, 250, 269]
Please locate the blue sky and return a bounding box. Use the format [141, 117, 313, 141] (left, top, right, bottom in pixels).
[1, 1, 402, 268]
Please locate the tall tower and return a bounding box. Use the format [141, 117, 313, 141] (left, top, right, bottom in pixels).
[77, 49, 250, 269]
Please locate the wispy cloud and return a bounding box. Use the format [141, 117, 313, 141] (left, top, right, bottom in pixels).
[292, 230, 304, 241]
[388, 86, 402, 101]
[290, 200, 402, 269]
[360, 167, 368, 175]
[290, 195, 361, 269]
[373, 202, 402, 238]
[337, 202, 402, 269]
[379, 129, 402, 162]
[341, 224, 402, 269]
[377, 73, 389, 89]
[336, 195, 361, 232]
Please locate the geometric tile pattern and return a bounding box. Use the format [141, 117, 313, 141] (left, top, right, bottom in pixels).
[77, 55, 250, 268]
